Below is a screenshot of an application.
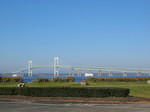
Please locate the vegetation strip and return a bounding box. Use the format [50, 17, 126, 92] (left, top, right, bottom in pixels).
[0, 87, 129, 97]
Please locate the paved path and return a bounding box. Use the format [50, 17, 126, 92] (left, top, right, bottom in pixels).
[0, 101, 150, 112]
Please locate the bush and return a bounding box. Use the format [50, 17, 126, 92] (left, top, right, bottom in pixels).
[33, 77, 75, 83]
[64, 77, 75, 82]
[0, 77, 23, 83]
[85, 77, 150, 82]
[34, 78, 49, 82]
[52, 77, 75, 82]
[0, 87, 129, 97]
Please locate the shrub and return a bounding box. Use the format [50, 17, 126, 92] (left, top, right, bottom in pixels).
[85, 77, 98, 82]
[52, 77, 75, 82]
[64, 77, 75, 82]
[85, 77, 150, 82]
[33, 77, 75, 83]
[0, 77, 23, 83]
[35, 78, 49, 82]
[0, 87, 129, 97]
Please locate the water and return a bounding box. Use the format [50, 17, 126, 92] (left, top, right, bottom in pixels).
[22, 72, 150, 82]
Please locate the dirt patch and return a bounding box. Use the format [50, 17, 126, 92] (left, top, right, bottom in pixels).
[0, 95, 150, 104]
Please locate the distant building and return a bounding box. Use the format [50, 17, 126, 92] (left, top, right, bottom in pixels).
[12, 74, 18, 77]
[84, 73, 94, 77]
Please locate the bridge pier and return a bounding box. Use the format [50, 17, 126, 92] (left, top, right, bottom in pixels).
[71, 68, 74, 77]
[53, 57, 59, 77]
[123, 72, 127, 77]
[98, 70, 102, 77]
[137, 72, 141, 77]
[28, 60, 32, 77]
[109, 71, 113, 77]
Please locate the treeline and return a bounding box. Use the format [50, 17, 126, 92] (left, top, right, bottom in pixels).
[0, 77, 23, 82]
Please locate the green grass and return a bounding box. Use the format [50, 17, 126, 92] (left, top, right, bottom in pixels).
[0, 81, 150, 98]
[127, 86, 150, 98]
[0, 82, 81, 87]
[88, 81, 147, 86]
[87, 81, 150, 98]
[0, 82, 19, 87]
[26, 82, 81, 87]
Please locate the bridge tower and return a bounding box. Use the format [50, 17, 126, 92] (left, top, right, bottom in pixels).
[54, 57, 59, 77]
[98, 70, 102, 77]
[123, 72, 127, 77]
[28, 60, 32, 77]
[109, 71, 113, 77]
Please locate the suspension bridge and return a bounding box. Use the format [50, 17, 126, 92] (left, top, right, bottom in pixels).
[14, 57, 150, 78]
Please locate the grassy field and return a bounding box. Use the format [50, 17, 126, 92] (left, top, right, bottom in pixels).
[0, 81, 150, 98]
[88, 81, 150, 98]
[0, 82, 81, 87]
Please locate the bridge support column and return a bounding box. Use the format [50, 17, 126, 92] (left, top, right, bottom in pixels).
[28, 60, 32, 77]
[71, 68, 74, 77]
[109, 71, 113, 77]
[98, 70, 102, 77]
[123, 72, 127, 77]
[137, 72, 141, 77]
[54, 57, 59, 77]
[77, 70, 81, 77]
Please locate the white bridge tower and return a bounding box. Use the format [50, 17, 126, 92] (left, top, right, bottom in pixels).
[54, 57, 59, 77]
[28, 60, 32, 77]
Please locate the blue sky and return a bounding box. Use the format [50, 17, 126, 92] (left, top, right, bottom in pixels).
[0, 0, 150, 72]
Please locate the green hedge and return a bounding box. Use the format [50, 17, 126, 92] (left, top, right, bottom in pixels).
[85, 77, 150, 82]
[0, 87, 129, 97]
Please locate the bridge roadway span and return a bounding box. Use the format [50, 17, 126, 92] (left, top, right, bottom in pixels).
[15, 65, 150, 73]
